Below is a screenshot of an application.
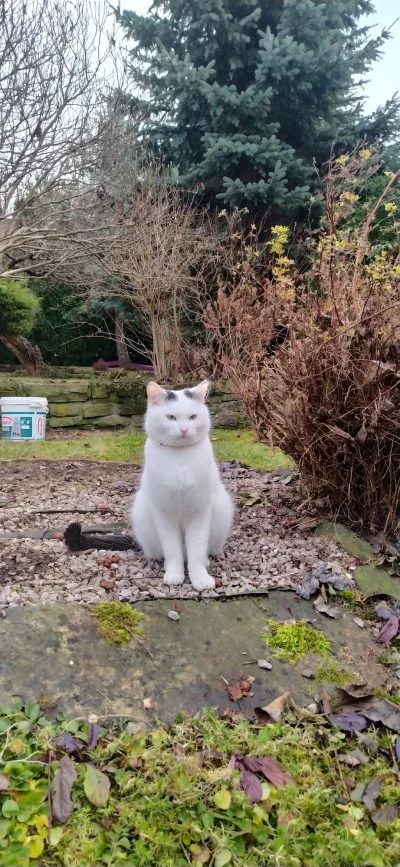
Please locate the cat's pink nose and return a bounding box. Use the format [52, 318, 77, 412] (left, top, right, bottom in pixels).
[180, 427, 189, 436]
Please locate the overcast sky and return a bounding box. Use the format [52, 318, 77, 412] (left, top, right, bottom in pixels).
[119, 0, 400, 114]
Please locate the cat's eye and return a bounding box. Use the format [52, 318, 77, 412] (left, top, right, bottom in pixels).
[189, 414, 197, 420]
[166, 414, 176, 421]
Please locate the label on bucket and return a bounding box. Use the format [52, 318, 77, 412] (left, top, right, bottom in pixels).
[1, 414, 12, 438]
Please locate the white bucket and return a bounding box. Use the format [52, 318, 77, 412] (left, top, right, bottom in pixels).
[0, 396, 48, 441]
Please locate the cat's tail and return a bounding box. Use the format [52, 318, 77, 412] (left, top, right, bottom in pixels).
[64, 521, 141, 553]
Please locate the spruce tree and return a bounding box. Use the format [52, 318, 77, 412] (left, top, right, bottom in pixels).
[117, 0, 398, 215]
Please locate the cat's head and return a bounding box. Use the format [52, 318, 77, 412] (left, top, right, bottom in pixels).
[145, 381, 211, 447]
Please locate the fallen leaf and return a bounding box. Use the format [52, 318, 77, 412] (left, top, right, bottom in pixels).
[338, 682, 374, 700]
[173, 601, 183, 614]
[221, 707, 246, 722]
[363, 775, 386, 811]
[240, 493, 261, 507]
[240, 769, 263, 803]
[88, 722, 100, 751]
[258, 659, 272, 670]
[320, 689, 332, 715]
[363, 699, 400, 731]
[277, 811, 296, 825]
[0, 773, 9, 791]
[214, 789, 231, 810]
[313, 596, 340, 618]
[143, 697, 155, 709]
[329, 712, 368, 732]
[371, 804, 399, 824]
[50, 732, 82, 753]
[378, 616, 399, 644]
[257, 756, 293, 788]
[84, 764, 110, 808]
[351, 782, 366, 802]
[254, 691, 290, 723]
[226, 674, 254, 702]
[337, 750, 367, 768]
[52, 755, 77, 824]
[100, 818, 113, 830]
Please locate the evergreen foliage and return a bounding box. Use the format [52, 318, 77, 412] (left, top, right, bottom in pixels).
[117, 0, 399, 214]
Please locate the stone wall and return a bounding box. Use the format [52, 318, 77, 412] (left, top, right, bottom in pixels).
[0, 373, 245, 429]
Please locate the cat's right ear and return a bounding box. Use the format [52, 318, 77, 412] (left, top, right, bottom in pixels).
[147, 382, 166, 405]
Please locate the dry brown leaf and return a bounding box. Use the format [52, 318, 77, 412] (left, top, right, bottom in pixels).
[320, 689, 332, 715]
[254, 691, 290, 723]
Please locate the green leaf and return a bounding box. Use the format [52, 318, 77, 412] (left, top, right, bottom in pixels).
[214, 790, 231, 811]
[84, 764, 110, 808]
[215, 850, 232, 867]
[2, 800, 19, 818]
[0, 820, 11, 840]
[260, 782, 270, 801]
[27, 835, 44, 858]
[48, 826, 64, 847]
[17, 789, 47, 812]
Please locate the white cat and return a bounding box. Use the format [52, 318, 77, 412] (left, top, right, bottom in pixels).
[132, 380, 234, 592]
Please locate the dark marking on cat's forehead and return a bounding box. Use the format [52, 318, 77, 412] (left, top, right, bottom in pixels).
[165, 390, 178, 401]
[184, 389, 194, 399]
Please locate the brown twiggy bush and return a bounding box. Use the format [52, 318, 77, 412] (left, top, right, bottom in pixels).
[203, 152, 400, 534]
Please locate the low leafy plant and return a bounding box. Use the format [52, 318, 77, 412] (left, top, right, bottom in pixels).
[0, 702, 399, 867]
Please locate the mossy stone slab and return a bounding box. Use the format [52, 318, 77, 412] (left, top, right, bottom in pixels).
[0, 594, 385, 719]
[316, 520, 400, 599]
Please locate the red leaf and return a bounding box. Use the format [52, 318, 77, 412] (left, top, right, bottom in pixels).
[371, 804, 399, 824]
[363, 775, 386, 811]
[226, 674, 254, 702]
[329, 713, 368, 732]
[240, 769, 262, 803]
[257, 756, 293, 788]
[378, 615, 399, 644]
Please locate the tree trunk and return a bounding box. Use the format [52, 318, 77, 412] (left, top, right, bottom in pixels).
[115, 315, 131, 369]
[0, 334, 47, 376]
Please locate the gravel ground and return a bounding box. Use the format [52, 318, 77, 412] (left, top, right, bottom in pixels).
[0, 460, 356, 612]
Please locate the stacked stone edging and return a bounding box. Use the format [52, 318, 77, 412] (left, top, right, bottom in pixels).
[0, 373, 245, 429]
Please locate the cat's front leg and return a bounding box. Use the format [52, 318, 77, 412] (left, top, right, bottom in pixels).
[185, 511, 215, 592]
[154, 510, 185, 586]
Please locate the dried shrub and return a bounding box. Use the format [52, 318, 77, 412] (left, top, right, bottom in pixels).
[204, 151, 400, 533]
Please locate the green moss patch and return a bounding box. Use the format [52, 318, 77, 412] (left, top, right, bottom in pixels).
[262, 619, 332, 665]
[90, 602, 145, 646]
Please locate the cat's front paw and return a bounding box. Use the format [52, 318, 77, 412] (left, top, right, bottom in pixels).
[164, 571, 185, 586]
[190, 571, 215, 592]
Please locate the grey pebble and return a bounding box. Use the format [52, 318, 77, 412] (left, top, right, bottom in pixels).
[257, 659, 272, 670]
[168, 610, 180, 621]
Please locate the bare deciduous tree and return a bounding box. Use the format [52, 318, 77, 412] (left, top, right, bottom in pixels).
[0, 0, 129, 374]
[65, 164, 218, 381]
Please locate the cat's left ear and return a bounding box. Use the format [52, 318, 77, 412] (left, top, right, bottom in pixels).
[192, 380, 210, 402]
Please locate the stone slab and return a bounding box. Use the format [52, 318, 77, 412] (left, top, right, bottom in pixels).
[316, 520, 400, 599]
[0, 595, 386, 719]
